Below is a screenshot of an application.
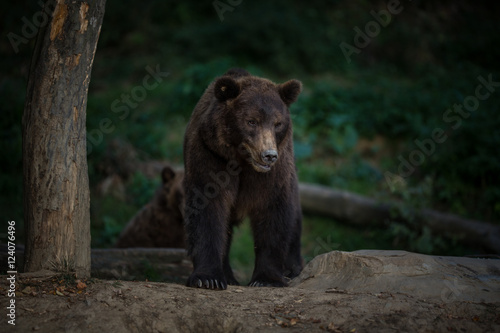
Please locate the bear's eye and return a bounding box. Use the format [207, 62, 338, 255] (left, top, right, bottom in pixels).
[248, 120, 257, 127]
[275, 122, 282, 128]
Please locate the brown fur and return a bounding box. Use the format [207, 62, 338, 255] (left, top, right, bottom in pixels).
[115, 166, 185, 248]
[183, 68, 303, 289]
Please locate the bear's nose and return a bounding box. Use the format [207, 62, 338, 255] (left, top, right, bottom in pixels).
[262, 150, 278, 164]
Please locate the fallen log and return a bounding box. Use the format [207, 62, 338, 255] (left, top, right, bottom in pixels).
[299, 183, 500, 253]
[91, 248, 191, 282]
[0, 245, 191, 282]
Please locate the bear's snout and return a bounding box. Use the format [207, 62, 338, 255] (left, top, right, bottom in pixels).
[261, 149, 278, 164]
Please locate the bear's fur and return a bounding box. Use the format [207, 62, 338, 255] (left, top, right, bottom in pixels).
[115, 166, 185, 248]
[183, 68, 303, 290]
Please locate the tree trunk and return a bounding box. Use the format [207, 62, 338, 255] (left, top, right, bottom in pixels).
[22, 0, 106, 278]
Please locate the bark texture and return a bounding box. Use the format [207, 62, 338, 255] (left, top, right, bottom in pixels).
[22, 0, 106, 277]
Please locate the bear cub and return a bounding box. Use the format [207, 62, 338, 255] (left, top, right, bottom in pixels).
[183, 68, 303, 289]
[115, 166, 185, 248]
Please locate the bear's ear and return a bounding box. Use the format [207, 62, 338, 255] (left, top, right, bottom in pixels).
[278, 79, 302, 106]
[161, 166, 176, 184]
[214, 77, 241, 102]
[224, 68, 250, 78]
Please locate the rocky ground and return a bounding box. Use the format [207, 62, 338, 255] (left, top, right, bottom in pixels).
[1, 250, 499, 333]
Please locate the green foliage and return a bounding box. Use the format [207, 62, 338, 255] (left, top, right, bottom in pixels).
[86, 0, 500, 225]
[294, 81, 359, 155]
[128, 172, 160, 207]
[91, 200, 131, 248]
[301, 215, 395, 261]
[229, 222, 255, 284]
[100, 216, 123, 246]
[142, 260, 162, 282]
[384, 176, 444, 254]
[1, 0, 499, 266]
[292, 66, 500, 222]
[297, 156, 382, 196]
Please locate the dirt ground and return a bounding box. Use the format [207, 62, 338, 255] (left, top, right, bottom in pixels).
[1, 272, 499, 333]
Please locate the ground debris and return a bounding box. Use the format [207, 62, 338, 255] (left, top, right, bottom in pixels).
[1, 250, 498, 332]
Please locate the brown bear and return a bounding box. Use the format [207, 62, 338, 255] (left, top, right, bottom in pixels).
[115, 166, 186, 248]
[183, 68, 303, 290]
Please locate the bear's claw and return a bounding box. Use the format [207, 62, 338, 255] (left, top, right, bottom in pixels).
[188, 276, 227, 290]
[248, 280, 286, 288]
[249, 281, 263, 287]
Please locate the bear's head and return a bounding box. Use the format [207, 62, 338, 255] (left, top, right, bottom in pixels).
[154, 166, 185, 218]
[213, 69, 302, 173]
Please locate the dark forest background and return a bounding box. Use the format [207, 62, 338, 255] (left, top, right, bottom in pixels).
[2, 0, 499, 281]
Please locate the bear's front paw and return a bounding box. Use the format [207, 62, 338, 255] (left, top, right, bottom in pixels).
[187, 273, 227, 290]
[248, 279, 287, 288]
